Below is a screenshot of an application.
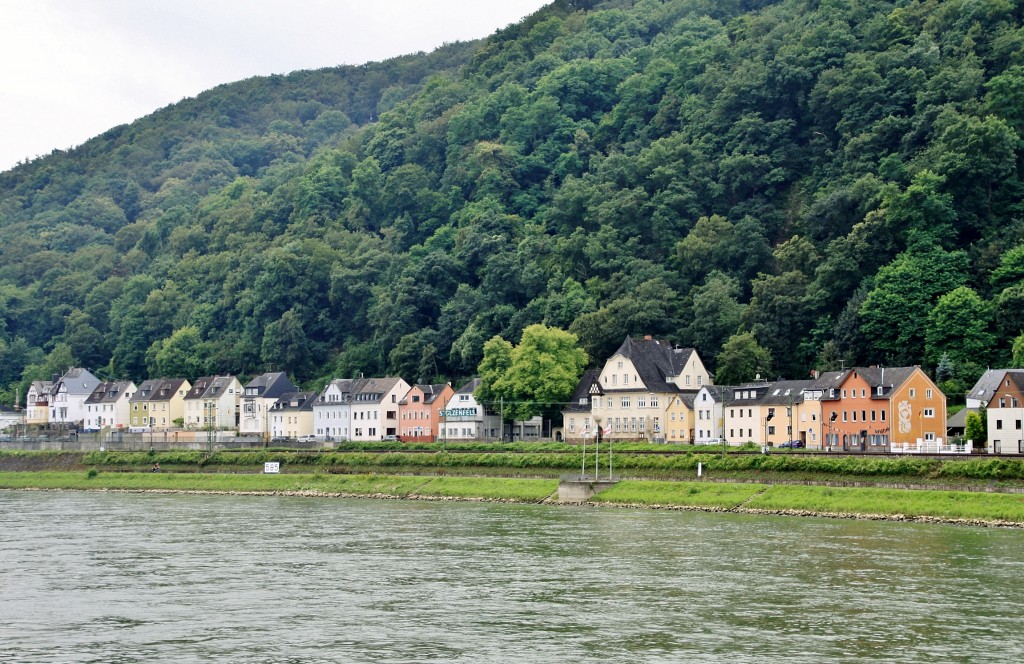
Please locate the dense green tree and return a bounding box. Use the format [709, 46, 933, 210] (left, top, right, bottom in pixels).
[476, 324, 587, 422]
[924, 286, 996, 370]
[715, 332, 773, 385]
[860, 242, 969, 365]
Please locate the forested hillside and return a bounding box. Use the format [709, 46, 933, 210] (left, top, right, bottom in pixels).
[3, 0, 1024, 404]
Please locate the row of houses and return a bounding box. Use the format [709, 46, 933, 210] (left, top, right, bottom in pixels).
[10, 335, 1023, 453]
[561, 336, 1021, 454]
[19, 369, 529, 443]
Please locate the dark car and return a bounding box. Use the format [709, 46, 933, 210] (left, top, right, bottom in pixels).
[779, 440, 805, 449]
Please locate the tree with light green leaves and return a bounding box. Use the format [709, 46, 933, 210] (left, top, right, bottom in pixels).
[476, 324, 588, 422]
[965, 410, 986, 446]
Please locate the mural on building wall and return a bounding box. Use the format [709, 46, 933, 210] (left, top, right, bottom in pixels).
[898, 400, 912, 434]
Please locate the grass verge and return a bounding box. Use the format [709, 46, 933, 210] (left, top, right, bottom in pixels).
[590, 480, 767, 508]
[745, 485, 1024, 523]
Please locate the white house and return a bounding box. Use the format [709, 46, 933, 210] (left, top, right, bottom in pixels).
[240, 372, 298, 436]
[986, 371, 1024, 454]
[49, 368, 100, 427]
[349, 377, 410, 441]
[184, 375, 242, 430]
[83, 380, 136, 431]
[442, 378, 503, 441]
[314, 378, 359, 441]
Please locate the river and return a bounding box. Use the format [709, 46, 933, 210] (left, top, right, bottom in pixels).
[1, 491, 1022, 662]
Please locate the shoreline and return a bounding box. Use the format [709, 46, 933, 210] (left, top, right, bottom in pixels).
[7, 483, 1024, 530]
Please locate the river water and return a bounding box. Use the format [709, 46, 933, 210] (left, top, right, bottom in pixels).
[1, 491, 1022, 663]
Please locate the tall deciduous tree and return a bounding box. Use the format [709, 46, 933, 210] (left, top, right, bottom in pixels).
[476, 324, 587, 422]
[860, 241, 969, 365]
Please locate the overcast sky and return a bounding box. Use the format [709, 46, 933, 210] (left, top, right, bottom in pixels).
[0, 0, 550, 172]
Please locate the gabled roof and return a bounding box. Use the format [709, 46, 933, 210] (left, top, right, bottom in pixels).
[853, 366, 919, 399]
[400, 383, 452, 405]
[270, 391, 318, 412]
[85, 381, 134, 405]
[130, 379, 160, 402]
[186, 376, 217, 400]
[317, 378, 359, 405]
[186, 375, 239, 400]
[351, 377, 404, 404]
[808, 370, 850, 392]
[130, 379, 187, 402]
[607, 336, 699, 393]
[244, 372, 297, 399]
[758, 380, 813, 406]
[564, 369, 600, 413]
[455, 378, 482, 395]
[969, 369, 1024, 405]
[50, 368, 100, 396]
[986, 372, 1024, 408]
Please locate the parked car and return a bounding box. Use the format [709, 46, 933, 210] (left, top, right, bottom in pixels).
[297, 435, 318, 443]
[383, 434, 401, 442]
[779, 440, 805, 449]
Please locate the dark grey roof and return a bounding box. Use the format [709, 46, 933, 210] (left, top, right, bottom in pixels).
[351, 377, 404, 404]
[969, 369, 1024, 404]
[564, 369, 600, 413]
[400, 383, 452, 405]
[50, 368, 100, 396]
[758, 380, 813, 406]
[86, 381, 134, 405]
[455, 378, 481, 395]
[808, 370, 850, 392]
[607, 336, 698, 393]
[244, 372, 297, 399]
[947, 408, 976, 429]
[186, 375, 238, 400]
[185, 376, 217, 400]
[271, 392, 318, 412]
[130, 379, 160, 402]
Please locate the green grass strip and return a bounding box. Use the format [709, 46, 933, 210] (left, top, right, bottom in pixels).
[591, 480, 767, 508]
[0, 471, 557, 502]
[746, 485, 1024, 522]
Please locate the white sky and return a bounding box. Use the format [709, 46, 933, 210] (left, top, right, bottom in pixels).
[0, 0, 550, 172]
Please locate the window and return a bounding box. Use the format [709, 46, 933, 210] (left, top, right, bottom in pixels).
[926, 389, 933, 399]
[996, 420, 1003, 430]
[842, 411, 848, 422]
[924, 432, 935, 441]
[842, 389, 847, 398]
[621, 398, 630, 408]
[881, 411, 886, 421]
[923, 408, 935, 418]
[697, 376, 702, 386]
[651, 397, 659, 408]
[861, 389, 866, 398]
[909, 388, 916, 398]
[623, 374, 629, 385]
[768, 426, 776, 435]
[638, 397, 646, 408]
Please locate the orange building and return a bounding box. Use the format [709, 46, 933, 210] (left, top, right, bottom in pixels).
[398, 383, 455, 442]
[820, 367, 946, 452]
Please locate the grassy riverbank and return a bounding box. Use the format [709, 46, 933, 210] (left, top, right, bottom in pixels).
[4, 471, 1024, 526]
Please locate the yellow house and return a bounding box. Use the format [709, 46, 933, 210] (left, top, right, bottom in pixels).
[130, 379, 191, 429]
[590, 336, 711, 442]
[664, 393, 695, 443]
